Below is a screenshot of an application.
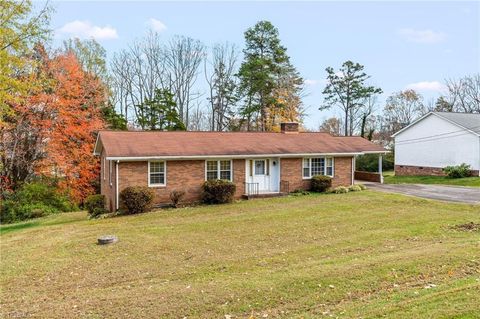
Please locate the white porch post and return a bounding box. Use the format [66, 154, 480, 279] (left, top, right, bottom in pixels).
[116, 160, 119, 211]
[378, 155, 384, 184]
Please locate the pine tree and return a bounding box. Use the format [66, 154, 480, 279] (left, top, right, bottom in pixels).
[237, 21, 303, 131]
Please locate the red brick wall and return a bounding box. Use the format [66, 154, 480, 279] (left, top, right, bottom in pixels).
[118, 160, 205, 207]
[280, 158, 310, 191]
[101, 156, 354, 211]
[354, 171, 383, 183]
[331, 157, 353, 187]
[279, 156, 353, 191]
[232, 159, 246, 198]
[395, 164, 479, 177]
[100, 150, 117, 211]
[114, 159, 247, 210]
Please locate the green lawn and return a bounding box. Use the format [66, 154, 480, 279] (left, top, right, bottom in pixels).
[1, 191, 479, 318]
[383, 171, 480, 187]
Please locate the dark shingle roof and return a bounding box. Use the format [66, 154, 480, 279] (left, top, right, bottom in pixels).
[434, 112, 480, 134]
[95, 131, 386, 158]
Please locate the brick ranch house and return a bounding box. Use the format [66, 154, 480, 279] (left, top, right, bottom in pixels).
[94, 123, 386, 211]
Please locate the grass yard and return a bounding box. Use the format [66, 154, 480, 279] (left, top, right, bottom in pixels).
[383, 171, 480, 187]
[1, 191, 479, 318]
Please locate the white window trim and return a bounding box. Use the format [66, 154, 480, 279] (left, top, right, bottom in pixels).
[205, 159, 233, 182]
[148, 161, 166, 187]
[302, 156, 335, 179]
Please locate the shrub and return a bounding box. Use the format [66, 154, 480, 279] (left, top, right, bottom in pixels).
[357, 184, 367, 190]
[348, 185, 363, 192]
[291, 189, 311, 196]
[0, 181, 74, 224]
[119, 186, 154, 214]
[202, 180, 236, 204]
[85, 194, 107, 218]
[443, 163, 471, 178]
[333, 186, 349, 194]
[169, 190, 186, 208]
[310, 175, 332, 193]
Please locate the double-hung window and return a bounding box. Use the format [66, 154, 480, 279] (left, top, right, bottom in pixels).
[149, 161, 166, 186]
[206, 160, 232, 181]
[303, 157, 334, 178]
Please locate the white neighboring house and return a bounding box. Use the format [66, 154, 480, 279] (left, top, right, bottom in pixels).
[392, 112, 480, 176]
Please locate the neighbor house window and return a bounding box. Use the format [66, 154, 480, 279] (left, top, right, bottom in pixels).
[148, 161, 166, 186]
[303, 157, 334, 178]
[206, 160, 232, 181]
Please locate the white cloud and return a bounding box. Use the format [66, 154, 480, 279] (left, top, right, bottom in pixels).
[57, 20, 118, 40]
[305, 79, 318, 86]
[405, 81, 447, 92]
[146, 18, 167, 32]
[398, 28, 446, 44]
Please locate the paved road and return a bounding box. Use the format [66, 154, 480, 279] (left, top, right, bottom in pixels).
[363, 182, 480, 204]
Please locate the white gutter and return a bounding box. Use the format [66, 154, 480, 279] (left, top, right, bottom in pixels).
[115, 160, 119, 211]
[106, 151, 388, 161]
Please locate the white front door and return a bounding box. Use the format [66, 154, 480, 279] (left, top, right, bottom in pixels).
[253, 159, 269, 192]
[247, 158, 280, 193]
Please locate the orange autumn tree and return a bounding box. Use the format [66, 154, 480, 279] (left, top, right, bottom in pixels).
[40, 51, 106, 203]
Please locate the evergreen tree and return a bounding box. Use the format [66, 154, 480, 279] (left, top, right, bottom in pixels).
[136, 89, 186, 131]
[237, 21, 303, 131]
[320, 61, 382, 136]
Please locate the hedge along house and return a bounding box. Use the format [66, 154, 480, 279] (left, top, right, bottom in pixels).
[94, 123, 386, 211]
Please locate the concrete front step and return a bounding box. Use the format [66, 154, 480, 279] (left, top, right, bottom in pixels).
[242, 192, 288, 200]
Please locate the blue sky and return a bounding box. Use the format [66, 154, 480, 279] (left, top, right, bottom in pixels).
[46, 1, 479, 129]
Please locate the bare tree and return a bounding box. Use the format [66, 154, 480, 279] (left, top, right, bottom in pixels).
[319, 117, 343, 136]
[204, 42, 239, 131]
[165, 36, 205, 128]
[110, 32, 169, 128]
[383, 89, 427, 132]
[188, 102, 209, 131]
[444, 74, 480, 113]
[353, 95, 378, 137]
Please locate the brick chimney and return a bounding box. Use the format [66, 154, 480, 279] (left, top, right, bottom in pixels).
[280, 122, 299, 134]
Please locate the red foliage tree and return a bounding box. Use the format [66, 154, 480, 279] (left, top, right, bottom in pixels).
[40, 52, 106, 203]
[1, 45, 106, 203]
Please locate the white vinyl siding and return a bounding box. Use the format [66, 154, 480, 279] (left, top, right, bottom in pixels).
[303, 157, 334, 178]
[148, 161, 166, 187]
[205, 160, 232, 181]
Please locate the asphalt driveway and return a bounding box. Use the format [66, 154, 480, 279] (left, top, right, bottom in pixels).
[364, 182, 480, 204]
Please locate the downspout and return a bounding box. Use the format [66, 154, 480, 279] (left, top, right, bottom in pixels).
[116, 160, 119, 211]
[379, 154, 384, 184]
[351, 156, 355, 185]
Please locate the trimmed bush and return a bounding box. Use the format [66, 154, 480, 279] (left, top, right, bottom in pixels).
[349, 185, 363, 192]
[443, 163, 471, 178]
[310, 175, 332, 193]
[170, 190, 186, 208]
[357, 184, 367, 190]
[333, 186, 349, 194]
[85, 194, 107, 218]
[120, 186, 154, 214]
[291, 189, 311, 196]
[202, 180, 236, 204]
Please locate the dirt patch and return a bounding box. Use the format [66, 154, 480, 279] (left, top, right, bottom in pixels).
[451, 222, 480, 232]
